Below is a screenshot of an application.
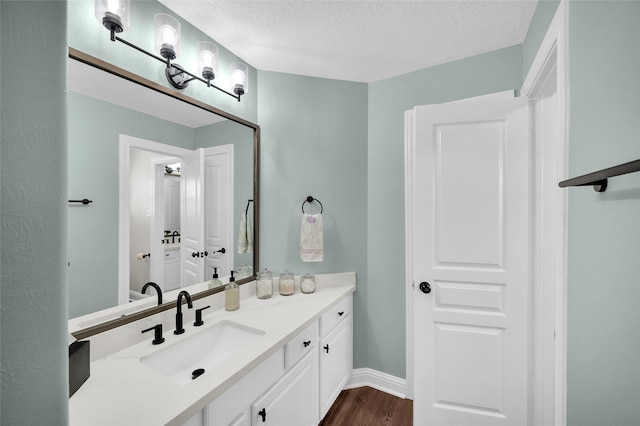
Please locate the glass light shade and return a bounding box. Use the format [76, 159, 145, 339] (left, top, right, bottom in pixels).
[154, 14, 181, 60]
[230, 62, 249, 96]
[95, 0, 130, 32]
[198, 42, 219, 81]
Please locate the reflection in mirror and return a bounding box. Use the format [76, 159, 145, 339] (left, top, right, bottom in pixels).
[67, 50, 258, 333]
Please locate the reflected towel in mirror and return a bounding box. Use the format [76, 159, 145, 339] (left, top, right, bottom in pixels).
[237, 212, 253, 254]
[300, 213, 323, 262]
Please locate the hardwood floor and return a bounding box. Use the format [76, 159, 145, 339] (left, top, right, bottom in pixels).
[319, 386, 413, 426]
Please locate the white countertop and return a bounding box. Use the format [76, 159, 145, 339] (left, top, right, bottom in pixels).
[69, 272, 356, 426]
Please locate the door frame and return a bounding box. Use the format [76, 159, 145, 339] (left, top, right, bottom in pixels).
[404, 2, 568, 424]
[520, 2, 569, 425]
[118, 135, 190, 305]
[150, 155, 181, 288]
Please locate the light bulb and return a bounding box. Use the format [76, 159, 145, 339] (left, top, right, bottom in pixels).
[231, 69, 246, 86]
[202, 52, 214, 69]
[161, 25, 178, 47]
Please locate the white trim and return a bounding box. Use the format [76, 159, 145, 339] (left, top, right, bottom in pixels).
[521, 2, 568, 425]
[403, 110, 415, 400]
[118, 135, 190, 305]
[345, 368, 408, 400]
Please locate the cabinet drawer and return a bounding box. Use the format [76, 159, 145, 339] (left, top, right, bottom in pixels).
[285, 320, 318, 370]
[320, 295, 352, 338]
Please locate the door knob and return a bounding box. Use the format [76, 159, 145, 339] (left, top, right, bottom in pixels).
[419, 281, 431, 294]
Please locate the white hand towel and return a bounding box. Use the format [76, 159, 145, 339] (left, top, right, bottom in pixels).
[237, 212, 248, 254]
[300, 213, 324, 262]
[246, 210, 253, 254]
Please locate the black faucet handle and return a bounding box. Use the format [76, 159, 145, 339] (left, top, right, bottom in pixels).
[194, 305, 211, 327]
[141, 324, 165, 345]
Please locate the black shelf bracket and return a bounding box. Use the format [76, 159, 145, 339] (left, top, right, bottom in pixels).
[558, 159, 640, 192]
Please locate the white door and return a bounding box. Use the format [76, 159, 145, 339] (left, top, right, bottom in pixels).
[181, 148, 205, 286]
[410, 96, 530, 425]
[203, 145, 233, 279]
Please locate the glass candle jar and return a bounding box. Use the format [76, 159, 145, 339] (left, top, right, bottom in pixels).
[279, 270, 295, 296]
[256, 268, 273, 299]
[300, 273, 316, 294]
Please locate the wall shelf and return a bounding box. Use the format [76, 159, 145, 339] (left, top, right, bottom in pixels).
[558, 159, 640, 192]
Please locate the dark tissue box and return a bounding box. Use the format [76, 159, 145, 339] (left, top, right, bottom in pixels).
[69, 340, 90, 397]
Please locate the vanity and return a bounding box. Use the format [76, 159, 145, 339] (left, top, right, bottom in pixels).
[69, 272, 355, 426]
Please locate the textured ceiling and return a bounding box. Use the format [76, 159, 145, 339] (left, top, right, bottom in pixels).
[158, 0, 538, 83]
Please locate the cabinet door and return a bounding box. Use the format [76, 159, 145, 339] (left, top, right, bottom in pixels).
[228, 408, 251, 426]
[208, 348, 284, 426]
[182, 409, 204, 426]
[319, 314, 353, 418]
[252, 350, 319, 426]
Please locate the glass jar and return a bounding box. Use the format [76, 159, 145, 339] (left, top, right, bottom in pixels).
[300, 273, 316, 294]
[279, 270, 295, 296]
[256, 268, 273, 299]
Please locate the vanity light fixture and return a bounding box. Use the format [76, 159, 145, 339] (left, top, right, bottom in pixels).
[94, 0, 246, 101]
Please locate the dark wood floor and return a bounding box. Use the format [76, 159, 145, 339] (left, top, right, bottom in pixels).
[319, 386, 413, 426]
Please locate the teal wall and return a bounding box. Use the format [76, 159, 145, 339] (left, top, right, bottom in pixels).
[1, 1, 68, 424]
[522, 0, 561, 75]
[256, 70, 368, 301]
[67, 0, 258, 123]
[366, 45, 524, 377]
[565, 2, 640, 424]
[67, 92, 194, 318]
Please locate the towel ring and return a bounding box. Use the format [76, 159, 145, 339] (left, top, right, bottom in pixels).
[302, 196, 323, 214]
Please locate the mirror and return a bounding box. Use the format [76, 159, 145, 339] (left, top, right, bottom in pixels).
[67, 48, 259, 336]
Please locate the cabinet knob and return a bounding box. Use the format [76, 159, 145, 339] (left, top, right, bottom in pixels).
[324, 344, 330, 353]
[258, 408, 266, 422]
[303, 340, 311, 348]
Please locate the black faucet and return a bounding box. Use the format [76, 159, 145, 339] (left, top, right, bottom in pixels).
[141, 282, 163, 306]
[174, 290, 193, 335]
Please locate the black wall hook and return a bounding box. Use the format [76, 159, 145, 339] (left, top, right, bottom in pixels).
[302, 196, 323, 214]
[69, 199, 93, 205]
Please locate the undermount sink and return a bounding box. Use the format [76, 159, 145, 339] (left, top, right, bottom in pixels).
[140, 320, 265, 385]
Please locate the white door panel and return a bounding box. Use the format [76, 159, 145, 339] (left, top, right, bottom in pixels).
[203, 145, 233, 279]
[411, 96, 530, 425]
[181, 148, 204, 286]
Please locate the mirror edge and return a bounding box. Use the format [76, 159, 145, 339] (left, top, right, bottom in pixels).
[68, 47, 260, 340]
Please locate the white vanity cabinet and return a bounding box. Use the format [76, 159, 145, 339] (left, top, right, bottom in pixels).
[250, 320, 320, 426]
[319, 294, 353, 418]
[196, 295, 353, 426]
[251, 350, 318, 425]
[205, 348, 286, 426]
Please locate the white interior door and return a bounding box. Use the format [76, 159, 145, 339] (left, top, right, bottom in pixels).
[180, 148, 205, 286]
[203, 145, 233, 279]
[410, 96, 530, 425]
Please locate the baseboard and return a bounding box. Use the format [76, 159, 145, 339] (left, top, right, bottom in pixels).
[345, 368, 407, 399]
